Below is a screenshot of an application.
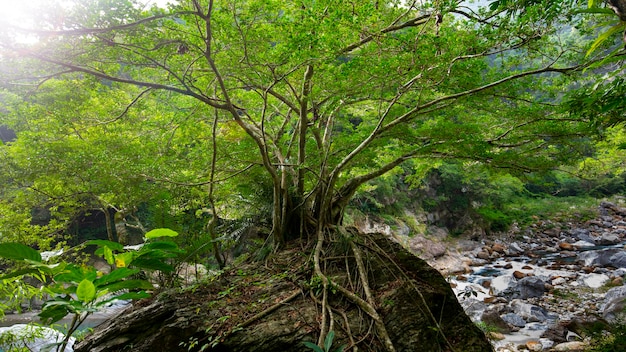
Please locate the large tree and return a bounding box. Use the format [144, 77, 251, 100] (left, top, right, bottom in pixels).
[0, 0, 618, 348]
[0, 0, 600, 240]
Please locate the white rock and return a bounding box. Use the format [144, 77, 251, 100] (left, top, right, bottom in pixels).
[572, 240, 595, 248]
[552, 341, 586, 351]
[578, 273, 610, 288]
[491, 275, 517, 295]
[40, 249, 64, 261]
[539, 338, 554, 349]
[614, 268, 626, 277]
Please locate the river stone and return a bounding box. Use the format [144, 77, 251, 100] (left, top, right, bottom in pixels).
[577, 248, 623, 267]
[526, 340, 542, 351]
[480, 310, 514, 334]
[518, 276, 546, 299]
[491, 243, 506, 254]
[491, 275, 517, 296]
[426, 242, 447, 258]
[609, 251, 626, 268]
[541, 324, 567, 343]
[476, 251, 490, 260]
[500, 313, 526, 328]
[552, 341, 587, 351]
[572, 240, 595, 248]
[614, 268, 626, 277]
[569, 228, 593, 243]
[578, 273, 610, 288]
[599, 232, 621, 245]
[510, 300, 550, 322]
[540, 338, 555, 350]
[462, 299, 489, 322]
[601, 285, 626, 321]
[507, 242, 524, 256]
[0, 324, 74, 352]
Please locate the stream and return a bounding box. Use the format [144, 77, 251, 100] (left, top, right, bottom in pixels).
[443, 201, 626, 351]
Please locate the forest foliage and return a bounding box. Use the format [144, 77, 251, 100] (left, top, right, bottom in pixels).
[0, 0, 623, 248]
[0, 0, 626, 350]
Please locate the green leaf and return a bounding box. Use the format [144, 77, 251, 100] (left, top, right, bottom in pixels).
[145, 228, 178, 239]
[54, 264, 97, 283]
[0, 265, 59, 280]
[94, 267, 140, 287]
[130, 257, 175, 272]
[141, 241, 180, 251]
[39, 302, 71, 324]
[324, 331, 335, 352]
[574, 8, 616, 15]
[103, 245, 115, 265]
[98, 279, 153, 293]
[303, 341, 324, 352]
[0, 243, 42, 262]
[76, 279, 97, 303]
[86, 239, 124, 251]
[97, 291, 151, 306]
[114, 252, 135, 268]
[137, 248, 181, 260]
[586, 22, 626, 57]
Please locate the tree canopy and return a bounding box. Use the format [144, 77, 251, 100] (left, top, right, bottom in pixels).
[0, 0, 622, 244]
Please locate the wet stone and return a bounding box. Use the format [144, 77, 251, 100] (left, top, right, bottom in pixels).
[501, 313, 526, 328]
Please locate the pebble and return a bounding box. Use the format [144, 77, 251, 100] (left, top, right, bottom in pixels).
[492, 243, 507, 253]
[513, 271, 526, 279]
[487, 332, 506, 340]
[526, 340, 542, 351]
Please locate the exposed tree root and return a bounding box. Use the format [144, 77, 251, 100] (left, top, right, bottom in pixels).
[75, 229, 493, 352]
[311, 226, 397, 351]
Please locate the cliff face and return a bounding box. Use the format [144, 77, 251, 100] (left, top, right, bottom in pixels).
[76, 232, 493, 352]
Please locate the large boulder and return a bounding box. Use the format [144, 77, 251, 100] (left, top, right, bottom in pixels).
[75, 232, 493, 352]
[518, 276, 547, 299]
[601, 285, 626, 322]
[610, 251, 626, 268]
[569, 228, 594, 244]
[501, 313, 527, 328]
[578, 248, 623, 267]
[598, 232, 622, 245]
[510, 300, 552, 323]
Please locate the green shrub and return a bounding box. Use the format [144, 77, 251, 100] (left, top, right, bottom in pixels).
[587, 320, 626, 352]
[476, 207, 512, 233]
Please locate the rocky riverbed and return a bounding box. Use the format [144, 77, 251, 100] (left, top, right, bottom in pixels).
[432, 201, 626, 351]
[358, 200, 626, 351]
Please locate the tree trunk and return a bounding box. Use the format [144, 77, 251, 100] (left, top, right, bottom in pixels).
[100, 208, 115, 243]
[113, 211, 128, 245]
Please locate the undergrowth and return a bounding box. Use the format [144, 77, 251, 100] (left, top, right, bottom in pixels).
[586, 319, 626, 352]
